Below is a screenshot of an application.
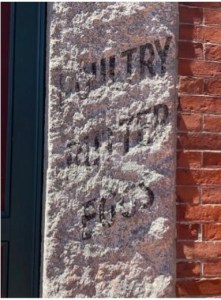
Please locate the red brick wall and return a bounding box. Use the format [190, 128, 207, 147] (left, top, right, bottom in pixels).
[177, 2, 221, 297]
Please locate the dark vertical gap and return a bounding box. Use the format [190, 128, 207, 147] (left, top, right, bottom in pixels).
[1, 2, 11, 213]
[91, 62, 96, 76]
[109, 56, 115, 82]
[124, 127, 129, 154]
[107, 128, 112, 154]
[137, 130, 143, 144]
[127, 54, 132, 75]
[84, 136, 90, 166]
[1, 242, 9, 298]
[75, 81, 80, 92]
[99, 198, 105, 225]
[94, 134, 100, 151]
[100, 58, 106, 82]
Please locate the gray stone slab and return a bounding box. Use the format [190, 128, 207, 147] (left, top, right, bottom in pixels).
[42, 2, 178, 297]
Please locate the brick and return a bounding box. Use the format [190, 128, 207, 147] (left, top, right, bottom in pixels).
[179, 24, 202, 41]
[179, 6, 203, 24]
[177, 4, 221, 297]
[202, 187, 221, 204]
[177, 262, 200, 278]
[203, 152, 221, 167]
[177, 205, 221, 222]
[204, 9, 221, 25]
[179, 25, 221, 43]
[203, 224, 221, 240]
[204, 260, 221, 276]
[177, 113, 202, 131]
[177, 241, 221, 259]
[179, 76, 203, 94]
[176, 186, 200, 204]
[176, 223, 199, 240]
[179, 59, 221, 77]
[180, 2, 221, 8]
[177, 151, 201, 168]
[176, 169, 221, 185]
[205, 44, 221, 62]
[179, 41, 203, 59]
[202, 27, 221, 43]
[177, 133, 221, 150]
[179, 96, 221, 113]
[204, 115, 221, 132]
[204, 79, 221, 96]
[176, 279, 221, 296]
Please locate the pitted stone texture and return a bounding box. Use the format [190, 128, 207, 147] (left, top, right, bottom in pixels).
[42, 2, 178, 297]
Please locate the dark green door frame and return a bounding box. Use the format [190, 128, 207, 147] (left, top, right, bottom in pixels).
[1, 3, 46, 297]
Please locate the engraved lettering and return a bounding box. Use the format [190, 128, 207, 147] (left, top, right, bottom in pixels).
[109, 56, 115, 82]
[99, 197, 116, 227]
[66, 153, 72, 166]
[60, 36, 173, 98]
[154, 36, 172, 75]
[91, 62, 97, 76]
[94, 134, 100, 151]
[154, 104, 169, 126]
[100, 58, 106, 83]
[68, 104, 169, 167]
[121, 47, 137, 76]
[82, 199, 97, 240]
[81, 182, 155, 240]
[140, 43, 155, 77]
[107, 128, 113, 154]
[138, 182, 154, 209]
[120, 195, 136, 218]
[124, 126, 130, 154]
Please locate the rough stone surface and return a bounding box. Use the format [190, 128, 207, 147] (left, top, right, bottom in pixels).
[42, 2, 178, 297]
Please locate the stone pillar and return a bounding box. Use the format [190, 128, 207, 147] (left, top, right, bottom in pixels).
[42, 3, 178, 297]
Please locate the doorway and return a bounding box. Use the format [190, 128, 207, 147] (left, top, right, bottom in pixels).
[1, 3, 46, 297]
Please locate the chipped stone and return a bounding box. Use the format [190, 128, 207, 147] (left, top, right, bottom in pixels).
[42, 2, 178, 297]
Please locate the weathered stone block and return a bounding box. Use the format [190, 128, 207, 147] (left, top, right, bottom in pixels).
[42, 2, 178, 297]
